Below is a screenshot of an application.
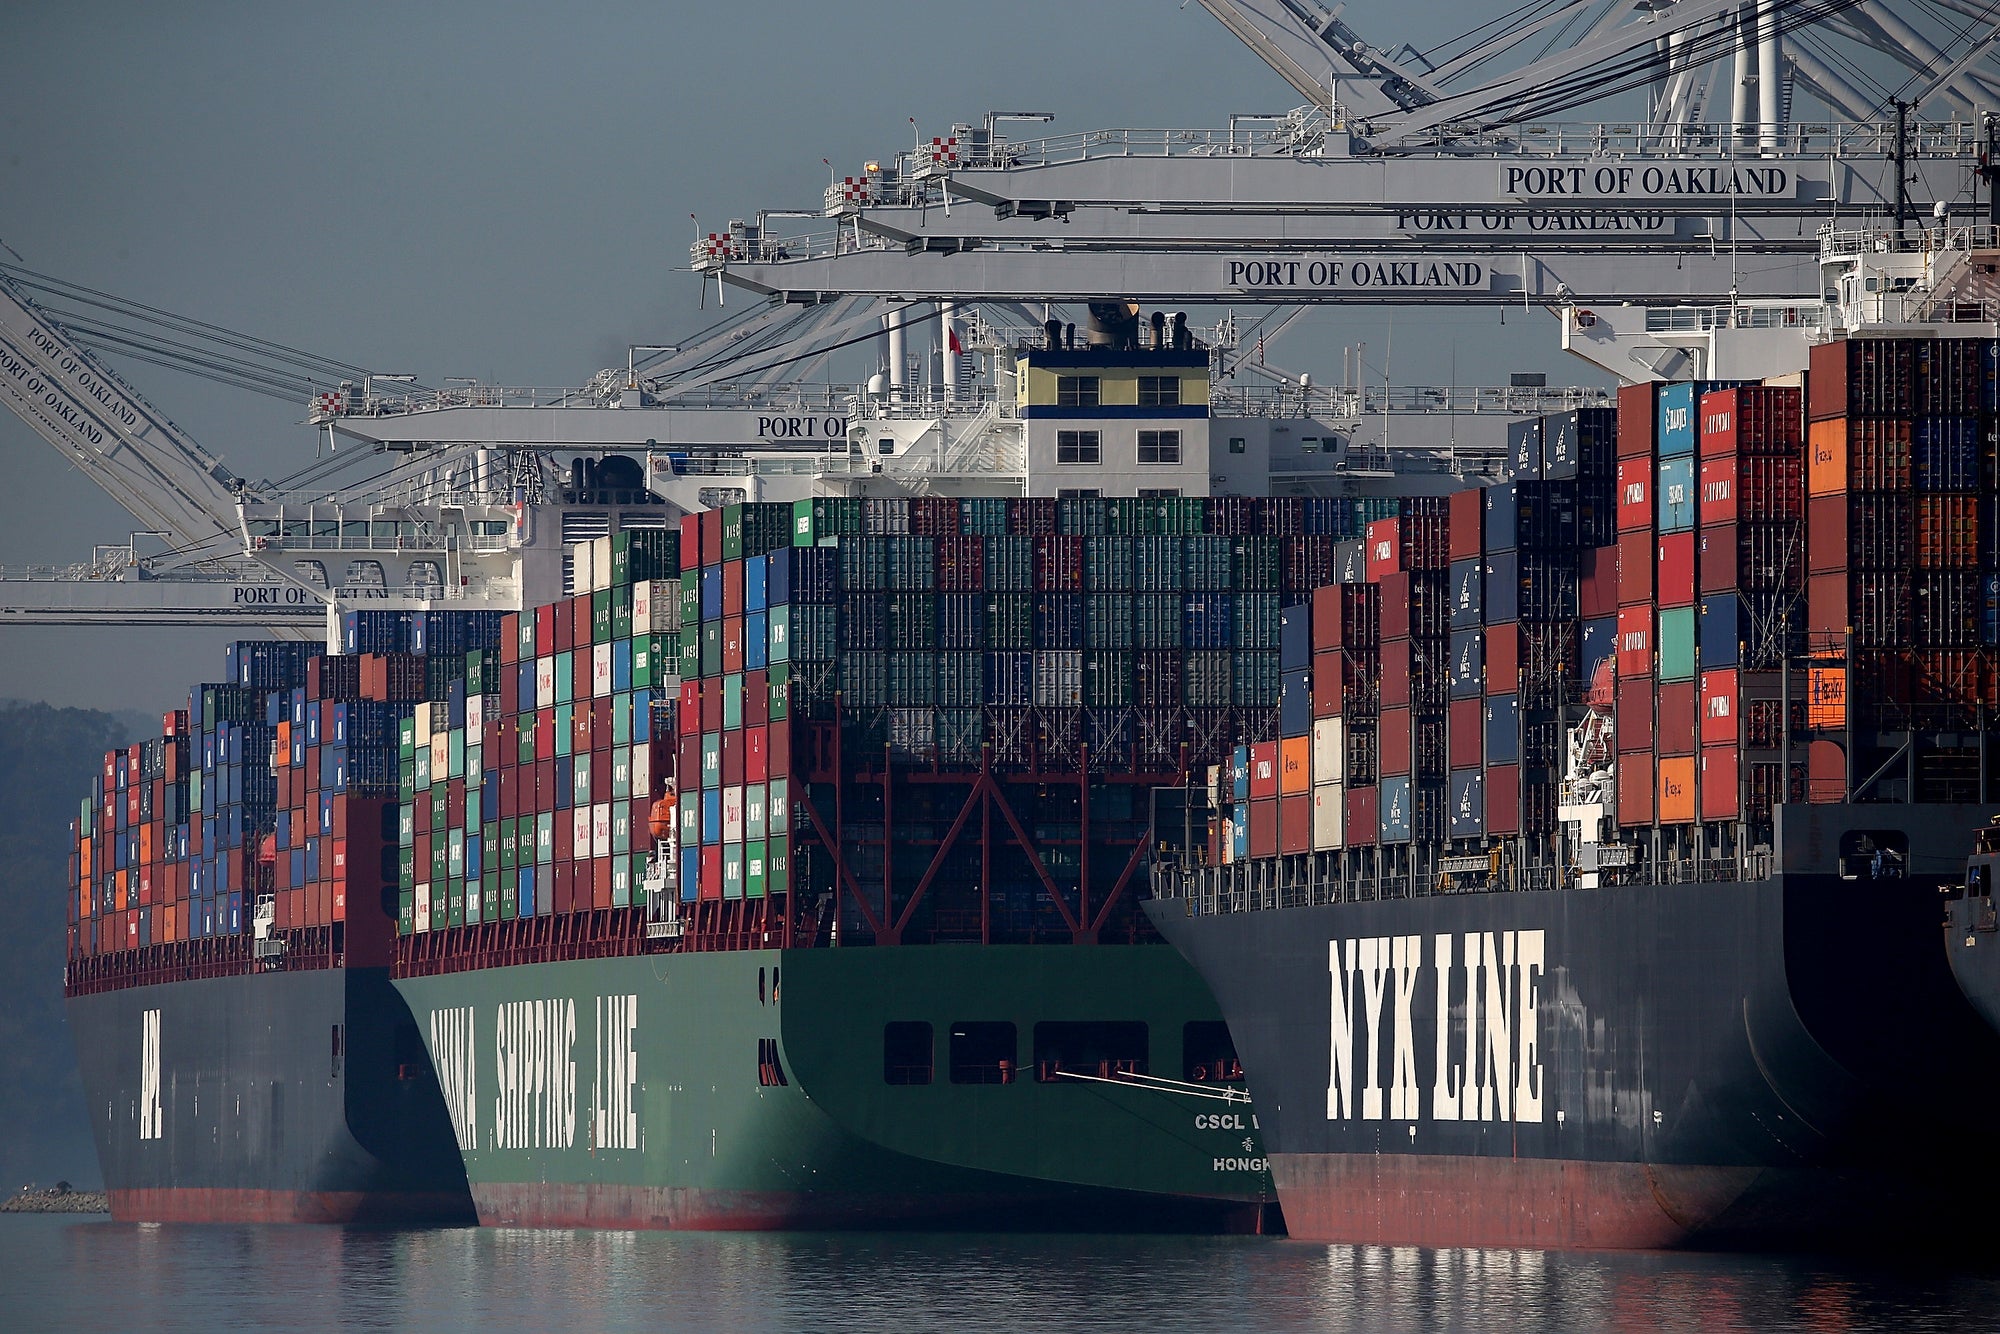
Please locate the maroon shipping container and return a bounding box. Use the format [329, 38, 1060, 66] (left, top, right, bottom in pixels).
[1279, 793, 1311, 855]
[1033, 535, 1084, 590]
[1658, 681, 1697, 753]
[1698, 385, 1802, 456]
[1616, 673, 1655, 753]
[1810, 493, 1912, 573]
[1580, 547, 1619, 620]
[1377, 571, 1412, 639]
[911, 495, 961, 537]
[1657, 531, 1696, 607]
[680, 513, 701, 569]
[1378, 708, 1412, 776]
[1312, 583, 1378, 652]
[1617, 758, 1655, 826]
[1617, 382, 1656, 458]
[1486, 625, 1520, 696]
[1366, 518, 1404, 581]
[1248, 797, 1278, 859]
[1808, 337, 1915, 420]
[1345, 787, 1379, 845]
[1617, 528, 1654, 604]
[701, 509, 723, 565]
[1379, 643, 1411, 708]
[1449, 488, 1484, 561]
[1448, 697, 1482, 769]
[1485, 763, 1520, 835]
[1701, 744, 1741, 819]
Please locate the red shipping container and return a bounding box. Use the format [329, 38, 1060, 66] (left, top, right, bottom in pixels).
[594, 855, 614, 910]
[1697, 524, 1737, 595]
[1249, 742, 1279, 798]
[1701, 744, 1741, 819]
[1378, 708, 1412, 776]
[1617, 759, 1655, 826]
[1608, 680, 1656, 752]
[701, 510, 723, 565]
[1616, 606, 1653, 678]
[1580, 547, 1619, 620]
[1279, 793, 1311, 856]
[1486, 625, 1520, 695]
[553, 815, 573, 863]
[1365, 518, 1403, 581]
[1698, 454, 1738, 525]
[1486, 763, 1520, 835]
[1806, 571, 1848, 636]
[1312, 650, 1341, 718]
[723, 559, 745, 617]
[1377, 572, 1412, 638]
[1657, 531, 1696, 607]
[1346, 787, 1379, 845]
[571, 593, 591, 644]
[1617, 455, 1653, 532]
[1448, 697, 1482, 769]
[1658, 681, 1697, 753]
[1617, 382, 1656, 458]
[745, 726, 769, 783]
[1700, 385, 1802, 457]
[1249, 797, 1278, 859]
[681, 513, 702, 569]
[679, 681, 701, 735]
[722, 617, 745, 674]
[1699, 668, 1739, 745]
[769, 718, 791, 777]
[721, 730, 744, 785]
[1379, 645, 1411, 708]
[1449, 489, 1484, 561]
[1617, 528, 1654, 604]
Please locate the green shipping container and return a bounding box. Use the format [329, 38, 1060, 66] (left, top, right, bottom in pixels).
[767, 604, 792, 663]
[723, 673, 744, 730]
[701, 622, 722, 677]
[767, 833, 791, 896]
[398, 891, 415, 936]
[746, 839, 768, 898]
[555, 651, 574, 704]
[767, 663, 790, 720]
[500, 870, 517, 920]
[1659, 605, 1697, 681]
[723, 843, 745, 899]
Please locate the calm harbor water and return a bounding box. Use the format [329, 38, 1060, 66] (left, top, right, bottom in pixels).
[4, 1215, 1996, 1331]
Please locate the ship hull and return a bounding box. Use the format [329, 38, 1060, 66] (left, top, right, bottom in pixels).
[1146, 872, 2000, 1251]
[68, 966, 475, 1225]
[393, 944, 1278, 1232]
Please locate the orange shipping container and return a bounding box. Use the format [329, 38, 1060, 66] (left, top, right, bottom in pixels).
[1279, 736, 1310, 794]
[1657, 756, 1696, 824]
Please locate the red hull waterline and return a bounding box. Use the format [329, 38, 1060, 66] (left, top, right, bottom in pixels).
[470, 1184, 1273, 1234]
[108, 1188, 477, 1227]
[1272, 1155, 1784, 1251]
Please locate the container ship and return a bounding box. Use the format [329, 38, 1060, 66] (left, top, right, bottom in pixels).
[66, 647, 476, 1224]
[66, 334, 1524, 1231]
[1148, 332, 2000, 1250]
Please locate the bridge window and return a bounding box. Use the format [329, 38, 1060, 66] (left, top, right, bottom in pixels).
[1138, 375, 1181, 408]
[1138, 488, 1182, 499]
[948, 1021, 1016, 1085]
[1034, 1021, 1148, 1083]
[1057, 376, 1100, 408]
[1138, 430, 1182, 465]
[1228, 437, 1246, 454]
[878, 437, 895, 456]
[1057, 430, 1101, 465]
[883, 1021, 933, 1085]
[1057, 488, 1102, 499]
[1183, 1020, 1244, 1083]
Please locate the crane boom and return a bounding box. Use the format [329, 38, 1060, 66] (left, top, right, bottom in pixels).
[0, 270, 248, 544]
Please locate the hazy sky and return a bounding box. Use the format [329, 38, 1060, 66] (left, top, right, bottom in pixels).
[0, 1, 1696, 709]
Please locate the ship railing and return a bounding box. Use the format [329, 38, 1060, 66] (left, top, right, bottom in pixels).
[1643, 305, 1827, 334]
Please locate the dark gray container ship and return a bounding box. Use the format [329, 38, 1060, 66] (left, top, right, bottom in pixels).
[68, 948, 474, 1225]
[1150, 804, 2000, 1250]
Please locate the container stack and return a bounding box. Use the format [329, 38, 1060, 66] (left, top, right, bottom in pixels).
[1807, 336, 1995, 800]
[1614, 382, 1659, 827]
[399, 531, 679, 938]
[1370, 501, 1453, 845]
[672, 494, 1387, 943]
[1695, 386, 1807, 823]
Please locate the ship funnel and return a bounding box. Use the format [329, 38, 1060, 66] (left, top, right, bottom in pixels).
[1150, 310, 1167, 349]
[1044, 319, 1062, 352]
[1086, 300, 1141, 350]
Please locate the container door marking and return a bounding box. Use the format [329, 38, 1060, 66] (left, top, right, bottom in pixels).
[138, 1008, 163, 1140]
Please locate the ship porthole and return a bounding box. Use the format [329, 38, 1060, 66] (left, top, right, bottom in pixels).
[759, 967, 766, 1005]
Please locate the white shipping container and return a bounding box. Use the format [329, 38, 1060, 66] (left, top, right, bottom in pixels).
[723, 785, 745, 843]
[572, 806, 591, 855]
[1220, 817, 1236, 865]
[536, 655, 557, 709]
[594, 535, 616, 591]
[1313, 783, 1345, 850]
[413, 701, 434, 740]
[573, 541, 595, 594]
[632, 742, 651, 802]
[593, 801, 612, 858]
[1033, 650, 1084, 708]
[593, 642, 614, 698]
[466, 694, 485, 730]
[632, 580, 654, 636]
[1312, 717, 1345, 788]
[415, 887, 432, 932]
[430, 732, 449, 781]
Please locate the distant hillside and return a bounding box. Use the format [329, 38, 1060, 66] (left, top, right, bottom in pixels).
[0, 700, 142, 1191]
